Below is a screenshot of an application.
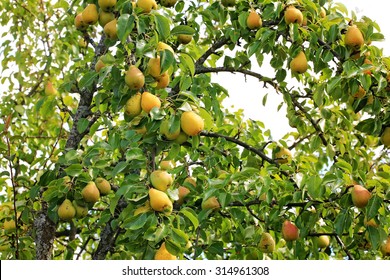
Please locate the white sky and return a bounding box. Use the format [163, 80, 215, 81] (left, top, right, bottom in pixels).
[216, 0, 390, 141]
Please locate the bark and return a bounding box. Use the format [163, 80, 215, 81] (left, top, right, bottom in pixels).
[33, 203, 56, 260]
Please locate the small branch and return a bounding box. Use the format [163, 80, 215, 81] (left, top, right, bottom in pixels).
[246, 205, 265, 223]
[76, 236, 92, 260]
[196, 36, 230, 66]
[335, 234, 354, 260]
[317, 38, 343, 62]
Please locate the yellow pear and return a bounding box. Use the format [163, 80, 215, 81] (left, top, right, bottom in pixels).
[345, 25, 364, 49]
[98, 0, 117, 12]
[259, 232, 275, 253]
[95, 177, 111, 195]
[184, 176, 196, 187]
[290, 51, 308, 74]
[75, 13, 88, 30]
[57, 199, 76, 221]
[351, 184, 371, 208]
[82, 181, 100, 203]
[150, 170, 173, 191]
[174, 131, 188, 144]
[177, 34, 192, 44]
[201, 196, 220, 210]
[246, 10, 262, 30]
[104, 19, 117, 40]
[177, 186, 190, 205]
[3, 220, 16, 231]
[136, 0, 157, 13]
[160, 0, 177, 7]
[82, 4, 99, 25]
[319, 7, 326, 18]
[284, 6, 303, 25]
[141, 92, 161, 113]
[381, 127, 390, 147]
[125, 66, 145, 90]
[99, 10, 115, 27]
[353, 86, 366, 98]
[159, 160, 174, 170]
[317, 235, 330, 248]
[149, 188, 173, 214]
[125, 92, 142, 118]
[78, 38, 88, 48]
[160, 118, 180, 140]
[180, 111, 204, 136]
[95, 59, 106, 72]
[155, 72, 170, 89]
[282, 220, 299, 241]
[147, 56, 161, 78]
[154, 242, 177, 260]
[157, 42, 174, 54]
[274, 147, 292, 164]
[45, 81, 57, 96]
[72, 200, 88, 218]
[134, 201, 152, 216]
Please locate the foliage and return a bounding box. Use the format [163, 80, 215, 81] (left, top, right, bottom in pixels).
[0, 0, 389, 260]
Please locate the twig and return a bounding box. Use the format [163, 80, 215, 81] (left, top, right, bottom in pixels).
[335, 234, 354, 260]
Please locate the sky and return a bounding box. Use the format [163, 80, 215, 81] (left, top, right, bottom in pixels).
[216, 0, 390, 141]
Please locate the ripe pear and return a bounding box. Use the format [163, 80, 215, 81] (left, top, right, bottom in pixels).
[95, 59, 106, 72]
[157, 42, 174, 54]
[150, 170, 173, 191]
[99, 10, 115, 27]
[184, 176, 196, 187]
[154, 242, 177, 260]
[125, 92, 142, 118]
[345, 25, 364, 49]
[147, 56, 161, 78]
[259, 232, 275, 253]
[381, 127, 390, 147]
[201, 196, 220, 210]
[3, 220, 16, 231]
[104, 19, 117, 40]
[246, 10, 262, 30]
[290, 51, 308, 74]
[177, 34, 192, 44]
[177, 186, 190, 205]
[180, 111, 204, 136]
[134, 201, 152, 216]
[284, 6, 303, 25]
[95, 177, 111, 195]
[160, 119, 180, 140]
[282, 220, 299, 241]
[274, 147, 292, 164]
[141, 92, 161, 113]
[58, 199, 76, 221]
[72, 200, 88, 218]
[353, 86, 366, 98]
[149, 188, 173, 214]
[82, 181, 100, 203]
[160, 0, 177, 7]
[45, 81, 57, 96]
[174, 131, 188, 144]
[364, 217, 379, 228]
[155, 72, 170, 89]
[75, 13, 88, 30]
[159, 160, 174, 170]
[380, 237, 390, 256]
[317, 235, 330, 248]
[137, 0, 157, 13]
[82, 4, 99, 25]
[98, 0, 117, 12]
[351, 184, 371, 208]
[125, 66, 145, 90]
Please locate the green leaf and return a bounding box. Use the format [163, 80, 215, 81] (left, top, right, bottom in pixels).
[367, 226, 380, 249]
[65, 164, 84, 177]
[77, 118, 89, 134]
[79, 72, 98, 89]
[154, 14, 170, 41]
[171, 228, 189, 245]
[307, 175, 323, 199]
[112, 161, 127, 178]
[179, 53, 195, 76]
[180, 207, 199, 228]
[247, 41, 261, 58]
[366, 195, 381, 220]
[160, 49, 175, 74]
[170, 25, 195, 36]
[124, 213, 148, 230]
[335, 159, 353, 174]
[118, 14, 135, 43]
[334, 209, 352, 235]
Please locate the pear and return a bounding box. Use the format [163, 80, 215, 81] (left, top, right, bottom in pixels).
[82, 181, 100, 203]
[381, 127, 390, 147]
[180, 111, 204, 136]
[274, 147, 292, 164]
[141, 92, 161, 113]
[345, 25, 364, 49]
[159, 160, 174, 170]
[282, 220, 299, 241]
[154, 242, 177, 260]
[259, 232, 275, 253]
[57, 199, 76, 221]
[78, 38, 88, 48]
[134, 201, 152, 216]
[160, 118, 180, 140]
[246, 10, 262, 30]
[98, 0, 117, 12]
[177, 34, 192, 45]
[149, 188, 173, 214]
[72, 200, 88, 218]
[364, 217, 379, 228]
[99, 10, 115, 27]
[290, 51, 308, 74]
[380, 237, 390, 256]
[45, 81, 57, 96]
[351, 184, 371, 208]
[177, 186, 190, 205]
[150, 170, 173, 191]
[353, 86, 366, 98]
[317, 235, 330, 248]
[174, 131, 188, 144]
[284, 6, 303, 25]
[157, 42, 174, 54]
[3, 220, 16, 231]
[319, 7, 326, 18]
[201, 196, 220, 210]
[104, 19, 117, 40]
[75, 13, 88, 30]
[95, 177, 111, 195]
[95, 59, 106, 72]
[125, 92, 142, 118]
[147, 56, 161, 78]
[184, 176, 196, 187]
[155, 72, 170, 89]
[82, 4, 99, 25]
[125, 66, 145, 90]
[160, 0, 177, 7]
[136, 0, 157, 13]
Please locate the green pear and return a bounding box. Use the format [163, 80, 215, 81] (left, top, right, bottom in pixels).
[125, 92, 142, 118]
[160, 118, 180, 140]
[125, 65, 145, 90]
[72, 200, 88, 218]
[150, 170, 173, 192]
[98, 0, 117, 12]
[104, 19, 117, 40]
[82, 4, 99, 25]
[259, 232, 275, 253]
[99, 10, 115, 27]
[381, 127, 390, 147]
[58, 199, 76, 221]
[95, 177, 111, 195]
[201, 196, 220, 210]
[82, 181, 100, 203]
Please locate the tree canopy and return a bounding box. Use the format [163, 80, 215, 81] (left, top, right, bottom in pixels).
[0, 0, 389, 260]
